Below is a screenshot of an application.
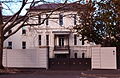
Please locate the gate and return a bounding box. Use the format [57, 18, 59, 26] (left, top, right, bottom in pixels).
[49, 58, 91, 70]
[92, 47, 116, 69]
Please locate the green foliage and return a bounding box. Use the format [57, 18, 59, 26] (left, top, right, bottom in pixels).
[74, 0, 120, 47]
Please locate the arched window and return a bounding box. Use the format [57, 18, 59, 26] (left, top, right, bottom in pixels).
[74, 53, 77, 58]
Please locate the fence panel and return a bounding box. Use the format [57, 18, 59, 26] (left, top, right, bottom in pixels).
[3, 48, 48, 69]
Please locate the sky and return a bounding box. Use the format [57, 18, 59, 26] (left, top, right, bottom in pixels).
[1, 0, 101, 15]
[1, 0, 77, 15]
[2, 0, 41, 15]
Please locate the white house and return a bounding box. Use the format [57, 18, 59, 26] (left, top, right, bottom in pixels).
[3, 3, 117, 69]
[4, 3, 94, 58]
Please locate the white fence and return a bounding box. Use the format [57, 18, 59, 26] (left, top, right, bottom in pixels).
[92, 47, 117, 69]
[2, 46, 117, 69]
[71, 46, 117, 69]
[2, 48, 48, 69]
[70, 45, 101, 58]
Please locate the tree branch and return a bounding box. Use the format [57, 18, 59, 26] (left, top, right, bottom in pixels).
[3, 0, 28, 30]
[4, 17, 28, 41]
[3, 0, 70, 40]
[24, 0, 69, 26]
[3, 0, 35, 35]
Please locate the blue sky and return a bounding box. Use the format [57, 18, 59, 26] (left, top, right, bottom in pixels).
[1, 0, 77, 15]
[2, 2, 22, 15]
[2, 0, 100, 15]
[2, 0, 80, 15]
[2, 0, 35, 15]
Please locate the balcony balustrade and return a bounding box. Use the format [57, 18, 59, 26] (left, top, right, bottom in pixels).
[54, 45, 69, 51]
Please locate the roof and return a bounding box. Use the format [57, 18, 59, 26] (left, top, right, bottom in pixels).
[3, 16, 25, 22]
[30, 3, 85, 11]
[3, 16, 10, 22]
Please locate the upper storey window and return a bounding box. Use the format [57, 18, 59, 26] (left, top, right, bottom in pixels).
[74, 14, 77, 25]
[74, 34, 77, 45]
[46, 35, 49, 46]
[38, 35, 41, 46]
[22, 27, 26, 35]
[59, 14, 63, 26]
[46, 14, 49, 25]
[38, 14, 41, 24]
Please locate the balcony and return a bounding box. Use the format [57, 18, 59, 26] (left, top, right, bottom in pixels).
[54, 45, 69, 51]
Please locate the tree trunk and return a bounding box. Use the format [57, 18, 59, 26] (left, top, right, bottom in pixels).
[0, 27, 4, 69]
[0, 3, 4, 69]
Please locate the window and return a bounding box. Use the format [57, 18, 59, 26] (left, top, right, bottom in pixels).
[82, 35, 85, 45]
[74, 14, 77, 25]
[74, 35, 77, 45]
[59, 37, 64, 46]
[59, 14, 63, 26]
[46, 35, 49, 46]
[8, 41, 12, 49]
[22, 29, 26, 34]
[8, 30, 12, 34]
[82, 53, 85, 58]
[38, 14, 41, 24]
[22, 27, 26, 35]
[46, 14, 49, 25]
[22, 41, 26, 49]
[39, 35, 41, 46]
[74, 53, 77, 58]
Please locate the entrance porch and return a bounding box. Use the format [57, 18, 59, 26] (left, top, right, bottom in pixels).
[53, 33, 70, 58]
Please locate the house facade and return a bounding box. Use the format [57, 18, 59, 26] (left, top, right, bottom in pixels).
[4, 3, 95, 59]
[3, 3, 117, 70]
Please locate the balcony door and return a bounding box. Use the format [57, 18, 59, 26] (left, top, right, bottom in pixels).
[59, 37, 64, 47]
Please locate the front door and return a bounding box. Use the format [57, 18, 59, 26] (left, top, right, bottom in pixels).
[59, 37, 64, 47]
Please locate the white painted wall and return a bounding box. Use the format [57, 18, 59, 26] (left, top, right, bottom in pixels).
[4, 11, 93, 58]
[2, 48, 48, 69]
[4, 11, 82, 48]
[70, 45, 99, 58]
[91, 47, 101, 69]
[92, 47, 117, 69]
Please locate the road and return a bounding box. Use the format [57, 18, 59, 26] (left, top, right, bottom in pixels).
[0, 73, 116, 78]
[0, 70, 119, 78]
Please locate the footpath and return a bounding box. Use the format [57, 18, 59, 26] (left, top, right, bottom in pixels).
[1, 68, 120, 77]
[82, 69, 120, 77]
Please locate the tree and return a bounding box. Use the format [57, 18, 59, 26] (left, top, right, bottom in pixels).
[0, 0, 72, 69]
[0, 2, 4, 69]
[0, 0, 37, 69]
[74, 0, 95, 45]
[74, 0, 120, 47]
